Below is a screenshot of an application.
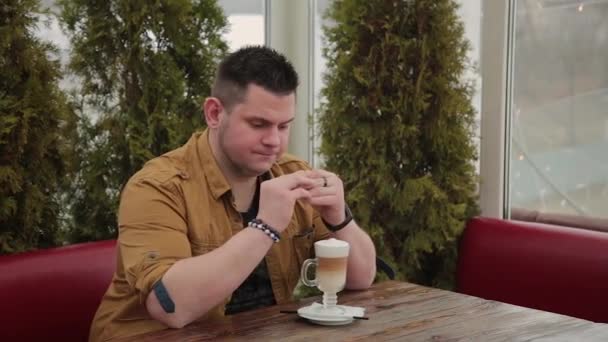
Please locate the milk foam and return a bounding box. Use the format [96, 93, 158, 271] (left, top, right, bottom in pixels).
[314, 238, 350, 258]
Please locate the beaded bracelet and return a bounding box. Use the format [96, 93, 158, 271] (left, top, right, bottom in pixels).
[248, 218, 281, 243]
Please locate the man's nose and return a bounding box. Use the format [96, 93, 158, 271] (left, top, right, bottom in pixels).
[262, 127, 280, 146]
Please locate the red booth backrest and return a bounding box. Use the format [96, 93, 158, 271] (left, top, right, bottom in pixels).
[457, 217, 608, 323]
[0, 240, 117, 341]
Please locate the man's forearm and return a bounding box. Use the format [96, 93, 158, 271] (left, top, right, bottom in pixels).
[334, 222, 377, 289]
[146, 228, 273, 328]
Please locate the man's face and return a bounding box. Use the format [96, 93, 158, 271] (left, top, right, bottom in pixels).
[216, 83, 295, 178]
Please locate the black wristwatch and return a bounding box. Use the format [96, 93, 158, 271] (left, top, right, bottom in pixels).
[323, 205, 354, 232]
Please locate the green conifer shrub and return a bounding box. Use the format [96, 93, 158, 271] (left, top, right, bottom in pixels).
[319, 0, 480, 288]
[0, 0, 75, 254]
[58, 0, 229, 241]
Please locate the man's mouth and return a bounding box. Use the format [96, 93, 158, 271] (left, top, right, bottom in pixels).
[255, 151, 276, 157]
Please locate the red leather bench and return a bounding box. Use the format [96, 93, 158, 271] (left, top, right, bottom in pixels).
[0, 240, 116, 341]
[457, 217, 608, 323]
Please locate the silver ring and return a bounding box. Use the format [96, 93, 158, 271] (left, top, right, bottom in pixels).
[322, 177, 328, 187]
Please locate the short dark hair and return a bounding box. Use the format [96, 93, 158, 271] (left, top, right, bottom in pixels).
[211, 46, 299, 111]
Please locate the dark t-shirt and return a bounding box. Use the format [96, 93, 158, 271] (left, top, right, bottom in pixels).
[224, 178, 276, 315]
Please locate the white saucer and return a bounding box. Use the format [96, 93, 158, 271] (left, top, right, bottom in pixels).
[297, 302, 365, 326]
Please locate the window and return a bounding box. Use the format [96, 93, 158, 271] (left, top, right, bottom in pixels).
[311, 0, 332, 168]
[218, 0, 266, 51]
[508, 0, 608, 218]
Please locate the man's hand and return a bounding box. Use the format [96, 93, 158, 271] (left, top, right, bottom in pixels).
[256, 170, 317, 232]
[306, 170, 346, 226]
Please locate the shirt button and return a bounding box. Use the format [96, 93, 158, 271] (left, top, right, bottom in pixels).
[177, 171, 189, 179]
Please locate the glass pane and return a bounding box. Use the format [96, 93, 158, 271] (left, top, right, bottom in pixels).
[311, 0, 333, 168]
[218, 0, 265, 51]
[39, 1, 266, 73]
[458, 0, 482, 173]
[510, 0, 608, 218]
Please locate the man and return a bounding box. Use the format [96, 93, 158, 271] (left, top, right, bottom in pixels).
[89, 46, 376, 341]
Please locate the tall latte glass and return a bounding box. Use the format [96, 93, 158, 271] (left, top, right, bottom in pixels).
[300, 238, 350, 310]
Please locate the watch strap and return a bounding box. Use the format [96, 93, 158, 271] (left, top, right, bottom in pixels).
[322, 205, 353, 232]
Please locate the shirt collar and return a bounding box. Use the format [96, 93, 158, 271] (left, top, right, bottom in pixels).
[196, 129, 231, 200]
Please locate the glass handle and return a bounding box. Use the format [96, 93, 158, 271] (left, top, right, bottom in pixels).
[300, 258, 318, 287]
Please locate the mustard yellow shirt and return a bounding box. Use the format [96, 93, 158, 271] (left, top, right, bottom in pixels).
[89, 129, 331, 341]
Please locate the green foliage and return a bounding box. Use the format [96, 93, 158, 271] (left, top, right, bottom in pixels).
[0, 0, 76, 254]
[319, 0, 480, 289]
[293, 280, 322, 300]
[58, 0, 229, 242]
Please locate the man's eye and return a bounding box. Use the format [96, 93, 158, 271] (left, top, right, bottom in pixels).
[251, 122, 264, 128]
[279, 124, 289, 130]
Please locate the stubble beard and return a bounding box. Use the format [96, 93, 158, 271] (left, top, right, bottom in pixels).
[217, 124, 266, 179]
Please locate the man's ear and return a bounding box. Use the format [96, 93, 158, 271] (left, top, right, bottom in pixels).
[203, 97, 224, 128]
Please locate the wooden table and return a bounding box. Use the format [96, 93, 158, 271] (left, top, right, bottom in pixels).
[114, 281, 608, 341]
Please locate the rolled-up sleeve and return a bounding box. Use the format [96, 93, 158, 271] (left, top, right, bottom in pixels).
[117, 176, 191, 304]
